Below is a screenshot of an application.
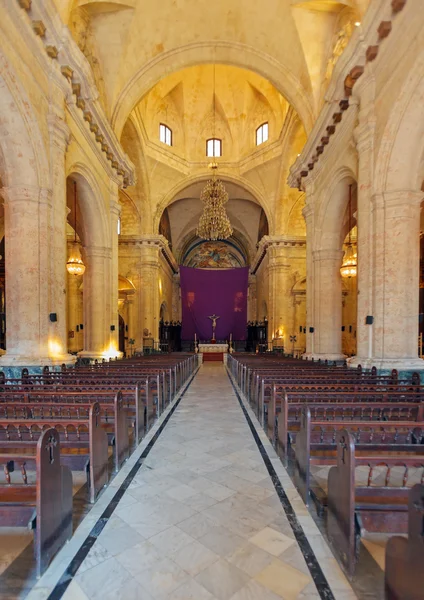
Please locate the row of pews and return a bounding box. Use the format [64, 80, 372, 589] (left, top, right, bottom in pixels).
[228, 353, 424, 599]
[0, 353, 197, 577]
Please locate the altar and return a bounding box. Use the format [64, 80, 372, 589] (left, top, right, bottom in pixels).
[198, 343, 229, 363]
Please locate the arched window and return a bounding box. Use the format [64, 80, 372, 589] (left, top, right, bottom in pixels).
[206, 138, 222, 157]
[159, 123, 172, 146]
[256, 122, 269, 146]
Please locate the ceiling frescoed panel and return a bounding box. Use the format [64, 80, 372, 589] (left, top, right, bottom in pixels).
[182, 238, 247, 269]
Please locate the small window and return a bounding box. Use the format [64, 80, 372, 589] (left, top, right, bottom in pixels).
[159, 123, 172, 146]
[256, 122, 269, 146]
[117, 217, 121, 235]
[206, 138, 222, 158]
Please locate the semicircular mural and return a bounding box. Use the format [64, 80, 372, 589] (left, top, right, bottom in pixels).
[182, 239, 247, 269]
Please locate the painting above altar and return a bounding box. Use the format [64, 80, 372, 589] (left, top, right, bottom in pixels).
[183, 240, 245, 269]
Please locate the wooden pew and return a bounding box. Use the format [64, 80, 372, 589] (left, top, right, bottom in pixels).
[0, 385, 144, 445]
[276, 391, 424, 458]
[0, 392, 128, 473]
[385, 484, 424, 600]
[0, 402, 108, 503]
[293, 408, 424, 508]
[327, 429, 424, 575]
[0, 427, 73, 577]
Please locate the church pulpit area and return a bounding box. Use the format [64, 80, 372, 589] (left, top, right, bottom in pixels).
[0, 353, 196, 583]
[228, 353, 424, 599]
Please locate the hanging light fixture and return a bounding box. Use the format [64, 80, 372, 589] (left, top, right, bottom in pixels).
[66, 181, 86, 276]
[197, 65, 233, 241]
[340, 183, 357, 278]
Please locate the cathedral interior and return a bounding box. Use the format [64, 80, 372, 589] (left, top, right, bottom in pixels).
[0, 0, 423, 599]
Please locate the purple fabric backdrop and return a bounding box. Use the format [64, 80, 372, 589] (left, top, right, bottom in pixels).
[180, 266, 249, 341]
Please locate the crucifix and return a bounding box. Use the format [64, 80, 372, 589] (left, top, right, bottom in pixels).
[208, 314, 220, 341]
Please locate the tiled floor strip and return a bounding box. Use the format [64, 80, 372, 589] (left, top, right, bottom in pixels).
[28, 364, 356, 600]
[226, 368, 335, 600]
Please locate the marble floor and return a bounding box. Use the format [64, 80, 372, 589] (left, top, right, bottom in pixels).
[26, 364, 357, 600]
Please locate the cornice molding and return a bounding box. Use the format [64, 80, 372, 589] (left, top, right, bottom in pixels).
[250, 235, 306, 274]
[119, 234, 179, 274]
[12, 0, 135, 187]
[288, 0, 409, 190]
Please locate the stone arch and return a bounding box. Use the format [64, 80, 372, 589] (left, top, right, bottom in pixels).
[66, 165, 109, 248]
[160, 301, 169, 321]
[111, 42, 315, 139]
[154, 172, 272, 234]
[375, 49, 424, 194]
[315, 168, 357, 252]
[0, 48, 49, 189]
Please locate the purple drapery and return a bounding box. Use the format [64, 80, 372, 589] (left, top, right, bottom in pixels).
[180, 266, 249, 341]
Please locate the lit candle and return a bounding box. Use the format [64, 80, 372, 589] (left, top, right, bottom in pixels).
[230, 333, 232, 342]
[194, 333, 197, 342]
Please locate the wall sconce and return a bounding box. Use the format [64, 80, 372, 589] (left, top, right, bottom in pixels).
[49, 313, 57, 322]
[80, 324, 84, 330]
[110, 325, 115, 331]
[309, 327, 314, 333]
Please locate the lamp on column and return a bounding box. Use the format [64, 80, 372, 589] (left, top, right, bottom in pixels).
[340, 184, 357, 278]
[66, 181, 86, 276]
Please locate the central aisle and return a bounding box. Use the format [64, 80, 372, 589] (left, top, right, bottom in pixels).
[61, 364, 354, 600]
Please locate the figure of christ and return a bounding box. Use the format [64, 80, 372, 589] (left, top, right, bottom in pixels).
[208, 314, 220, 341]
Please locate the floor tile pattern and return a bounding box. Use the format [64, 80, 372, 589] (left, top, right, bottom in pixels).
[36, 364, 356, 600]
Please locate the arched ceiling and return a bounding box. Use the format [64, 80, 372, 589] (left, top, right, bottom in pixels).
[63, 0, 366, 131]
[167, 195, 263, 263]
[134, 65, 289, 164]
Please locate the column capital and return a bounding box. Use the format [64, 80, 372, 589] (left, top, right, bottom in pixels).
[47, 113, 71, 151]
[313, 248, 344, 262]
[302, 203, 314, 224]
[383, 189, 423, 209]
[1, 185, 52, 207]
[109, 200, 121, 218]
[84, 245, 112, 259]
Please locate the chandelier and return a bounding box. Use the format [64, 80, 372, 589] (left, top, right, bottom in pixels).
[340, 183, 357, 278]
[197, 64, 233, 241]
[197, 164, 233, 240]
[66, 181, 86, 276]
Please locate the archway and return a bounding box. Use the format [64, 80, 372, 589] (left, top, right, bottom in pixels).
[66, 171, 110, 359]
[313, 173, 357, 359]
[112, 42, 315, 139]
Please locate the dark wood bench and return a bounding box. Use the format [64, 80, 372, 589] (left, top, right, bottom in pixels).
[0, 427, 73, 577]
[293, 407, 424, 508]
[327, 429, 424, 575]
[0, 401, 108, 503]
[276, 391, 424, 457]
[0, 392, 128, 473]
[385, 483, 424, 600]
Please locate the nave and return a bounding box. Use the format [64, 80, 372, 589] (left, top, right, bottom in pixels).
[27, 364, 355, 600]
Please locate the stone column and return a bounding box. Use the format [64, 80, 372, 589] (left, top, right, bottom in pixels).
[248, 275, 257, 322]
[48, 113, 75, 365]
[302, 202, 315, 357]
[313, 248, 345, 360]
[371, 190, 424, 370]
[1, 186, 51, 365]
[347, 85, 374, 368]
[67, 265, 82, 353]
[139, 239, 161, 344]
[109, 193, 122, 357]
[78, 246, 110, 359]
[268, 244, 293, 349]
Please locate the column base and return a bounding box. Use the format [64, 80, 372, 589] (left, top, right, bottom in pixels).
[347, 356, 424, 372]
[77, 350, 124, 361]
[303, 353, 346, 362]
[0, 353, 76, 376]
